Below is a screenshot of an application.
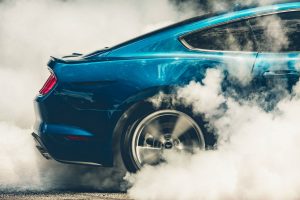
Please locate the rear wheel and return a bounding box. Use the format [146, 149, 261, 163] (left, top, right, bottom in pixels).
[120, 103, 207, 172]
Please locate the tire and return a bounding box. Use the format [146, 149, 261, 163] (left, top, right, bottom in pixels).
[118, 101, 213, 172]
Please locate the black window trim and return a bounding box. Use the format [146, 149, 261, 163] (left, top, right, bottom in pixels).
[179, 9, 300, 54]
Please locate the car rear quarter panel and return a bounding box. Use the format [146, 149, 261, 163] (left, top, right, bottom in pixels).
[53, 56, 222, 111]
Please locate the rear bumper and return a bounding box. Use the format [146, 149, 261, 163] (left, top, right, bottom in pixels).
[32, 121, 114, 167]
[32, 131, 104, 166]
[32, 74, 123, 167]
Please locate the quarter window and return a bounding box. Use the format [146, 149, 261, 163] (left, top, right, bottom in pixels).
[182, 20, 255, 51]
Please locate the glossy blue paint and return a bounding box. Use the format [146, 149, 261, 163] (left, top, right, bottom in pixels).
[33, 3, 300, 167]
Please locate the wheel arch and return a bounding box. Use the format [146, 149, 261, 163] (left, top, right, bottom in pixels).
[111, 85, 177, 165]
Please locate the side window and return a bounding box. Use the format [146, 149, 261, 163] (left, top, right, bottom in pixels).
[181, 20, 255, 51]
[249, 11, 300, 52]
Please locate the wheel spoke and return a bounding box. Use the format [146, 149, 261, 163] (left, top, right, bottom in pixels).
[136, 146, 162, 164]
[175, 143, 194, 152]
[144, 120, 163, 140]
[171, 115, 193, 138]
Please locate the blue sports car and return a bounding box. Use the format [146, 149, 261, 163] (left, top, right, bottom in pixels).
[32, 2, 300, 172]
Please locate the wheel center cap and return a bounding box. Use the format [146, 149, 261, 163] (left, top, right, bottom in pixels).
[164, 141, 173, 149]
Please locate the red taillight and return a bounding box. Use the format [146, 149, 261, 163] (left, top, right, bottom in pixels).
[39, 72, 57, 95]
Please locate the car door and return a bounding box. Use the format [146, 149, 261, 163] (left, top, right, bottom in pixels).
[250, 11, 300, 90]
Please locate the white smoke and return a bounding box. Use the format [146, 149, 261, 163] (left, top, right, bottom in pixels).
[0, 0, 197, 191]
[177, 69, 225, 116]
[128, 68, 300, 200]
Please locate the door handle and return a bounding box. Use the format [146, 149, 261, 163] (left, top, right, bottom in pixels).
[263, 70, 300, 78]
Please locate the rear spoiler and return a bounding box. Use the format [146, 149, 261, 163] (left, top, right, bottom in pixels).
[47, 56, 62, 69]
[47, 50, 110, 68]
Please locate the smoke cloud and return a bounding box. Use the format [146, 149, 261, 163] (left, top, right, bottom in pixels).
[128, 69, 300, 199]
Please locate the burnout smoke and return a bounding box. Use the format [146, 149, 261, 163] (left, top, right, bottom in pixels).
[128, 69, 300, 200]
[0, 0, 197, 191]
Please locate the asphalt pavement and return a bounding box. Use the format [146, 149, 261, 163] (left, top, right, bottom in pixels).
[0, 191, 131, 200]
